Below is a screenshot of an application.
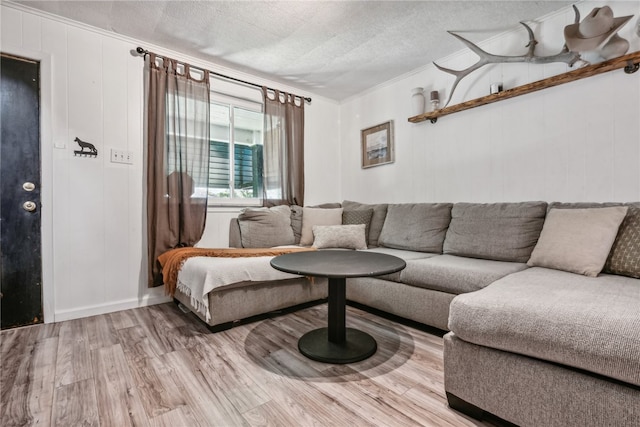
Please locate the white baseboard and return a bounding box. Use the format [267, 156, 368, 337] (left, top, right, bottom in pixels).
[54, 294, 173, 322]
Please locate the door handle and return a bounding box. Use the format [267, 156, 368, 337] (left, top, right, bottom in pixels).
[23, 201, 37, 212]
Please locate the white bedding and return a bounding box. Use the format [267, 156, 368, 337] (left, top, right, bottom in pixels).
[176, 256, 302, 321]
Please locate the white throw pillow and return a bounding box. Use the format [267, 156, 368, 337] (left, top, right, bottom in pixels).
[299, 207, 343, 246]
[312, 224, 367, 250]
[527, 206, 628, 277]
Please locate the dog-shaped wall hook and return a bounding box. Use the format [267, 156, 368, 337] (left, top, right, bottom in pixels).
[73, 137, 98, 157]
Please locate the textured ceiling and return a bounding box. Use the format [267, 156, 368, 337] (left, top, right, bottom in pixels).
[15, 1, 573, 100]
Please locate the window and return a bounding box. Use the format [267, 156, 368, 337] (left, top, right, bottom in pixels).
[209, 93, 264, 205]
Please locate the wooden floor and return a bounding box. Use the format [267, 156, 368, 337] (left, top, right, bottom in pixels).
[1, 302, 493, 427]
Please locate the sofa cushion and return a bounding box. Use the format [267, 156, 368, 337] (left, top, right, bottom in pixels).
[237, 205, 295, 248]
[312, 224, 367, 250]
[400, 254, 528, 294]
[342, 209, 373, 245]
[342, 200, 388, 247]
[527, 207, 628, 277]
[299, 207, 343, 246]
[449, 267, 640, 387]
[363, 247, 438, 281]
[604, 203, 640, 279]
[365, 247, 438, 261]
[378, 203, 452, 253]
[443, 202, 547, 262]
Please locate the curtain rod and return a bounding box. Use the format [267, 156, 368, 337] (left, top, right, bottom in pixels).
[135, 47, 311, 104]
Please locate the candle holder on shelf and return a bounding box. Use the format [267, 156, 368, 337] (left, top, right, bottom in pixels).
[430, 90, 440, 111]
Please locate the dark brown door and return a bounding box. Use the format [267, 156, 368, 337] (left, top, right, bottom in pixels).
[0, 53, 43, 329]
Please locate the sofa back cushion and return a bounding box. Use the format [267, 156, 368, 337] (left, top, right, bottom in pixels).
[237, 205, 295, 248]
[443, 201, 547, 262]
[378, 203, 452, 253]
[342, 200, 388, 247]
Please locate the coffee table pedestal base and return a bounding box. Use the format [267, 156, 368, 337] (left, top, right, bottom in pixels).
[298, 327, 377, 364]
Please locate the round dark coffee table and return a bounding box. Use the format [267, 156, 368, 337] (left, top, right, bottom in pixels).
[271, 250, 406, 364]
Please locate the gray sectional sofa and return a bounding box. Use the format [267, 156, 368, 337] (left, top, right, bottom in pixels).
[173, 199, 640, 426]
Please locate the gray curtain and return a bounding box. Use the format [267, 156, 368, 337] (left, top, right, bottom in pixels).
[262, 87, 305, 207]
[146, 53, 210, 287]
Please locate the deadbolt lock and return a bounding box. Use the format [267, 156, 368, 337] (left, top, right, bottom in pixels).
[23, 182, 36, 191]
[23, 201, 37, 212]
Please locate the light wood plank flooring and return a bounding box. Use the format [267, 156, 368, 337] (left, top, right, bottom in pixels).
[1, 302, 493, 426]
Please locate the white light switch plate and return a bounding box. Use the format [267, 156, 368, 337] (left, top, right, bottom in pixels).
[110, 148, 133, 164]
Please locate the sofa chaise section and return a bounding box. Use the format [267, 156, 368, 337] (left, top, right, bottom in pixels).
[174, 205, 330, 331]
[444, 203, 640, 426]
[444, 333, 640, 427]
[448, 267, 640, 387]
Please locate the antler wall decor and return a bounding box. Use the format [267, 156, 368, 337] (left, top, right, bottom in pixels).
[435, 6, 583, 107]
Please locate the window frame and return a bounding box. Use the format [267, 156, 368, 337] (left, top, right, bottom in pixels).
[208, 91, 264, 207]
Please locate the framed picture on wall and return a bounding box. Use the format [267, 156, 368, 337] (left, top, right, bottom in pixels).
[361, 120, 394, 168]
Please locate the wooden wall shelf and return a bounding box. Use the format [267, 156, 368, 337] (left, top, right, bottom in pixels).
[408, 51, 640, 124]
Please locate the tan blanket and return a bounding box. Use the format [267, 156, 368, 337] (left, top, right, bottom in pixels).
[158, 247, 315, 296]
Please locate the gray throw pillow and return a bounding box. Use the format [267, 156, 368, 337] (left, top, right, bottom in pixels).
[342, 209, 373, 244]
[237, 205, 295, 248]
[527, 207, 629, 277]
[378, 203, 452, 253]
[603, 204, 640, 279]
[443, 202, 547, 262]
[342, 200, 388, 247]
[312, 224, 367, 250]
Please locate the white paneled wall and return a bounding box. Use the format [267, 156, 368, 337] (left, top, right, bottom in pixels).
[1, 3, 341, 321]
[340, 1, 640, 204]
[1, 4, 167, 320]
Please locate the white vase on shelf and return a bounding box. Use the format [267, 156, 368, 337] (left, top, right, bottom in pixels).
[411, 87, 425, 116]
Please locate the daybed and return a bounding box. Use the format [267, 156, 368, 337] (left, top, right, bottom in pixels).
[166, 199, 640, 426]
